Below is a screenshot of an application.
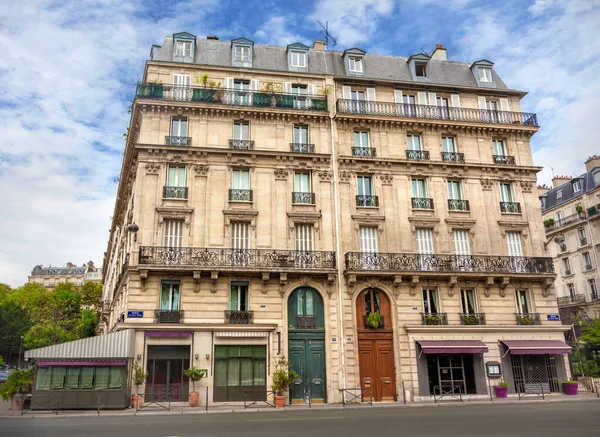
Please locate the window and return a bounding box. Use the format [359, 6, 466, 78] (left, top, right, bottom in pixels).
[167, 165, 186, 187]
[230, 283, 249, 311]
[515, 290, 530, 314]
[594, 172, 600, 185]
[499, 183, 514, 203]
[349, 57, 363, 73]
[412, 178, 428, 198]
[407, 134, 422, 150]
[479, 67, 492, 83]
[540, 196, 546, 209]
[506, 232, 523, 272]
[437, 97, 449, 119]
[171, 117, 188, 137]
[562, 258, 571, 275]
[415, 62, 428, 77]
[295, 224, 314, 252]
[460, 289, 477, 314]
[294, 172, 311, 193]
[233, 121, 250, 140]
[234, 45, 250, 62]
[173, 74, 191, 101]
[558, 239, 567, 253]
[556, 190, 563, 200]
[293, 125, 308, 144]
[359, 226, 378, 253]
[161, 281, 180, 310]
[442, 137, 456, 153]
[492, 139, 506, 156]
[291, 84, 308, 108]
[567, 283, 575, 298]
[233, 81, 250, 105]
[417, 228, 435, 270]
[447, 180, 463, 200]
[582, 252, 593, 270]
[175, 41, 192, 57]
[162, 220, 183, 247]
[36, 366, 122, 391]
[357, 175, 373, 196]
[578, 228, 588, 245]
[349, 90, 365, 112]
[589, 279, 598, 299]
[231, 222, 250, 250]
[290, 51, 307, 68]
[354, 130, 370, 149]
[556, 210, 565, 225]
[422, 289, 439, 314]
[572, 180, 582, 192]
[452, 230, 471, 256]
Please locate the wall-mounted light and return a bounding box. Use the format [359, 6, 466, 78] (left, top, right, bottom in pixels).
[194, 354, 199, 360]
[205, 353, 210, 360]
[137, 354, 142, 360]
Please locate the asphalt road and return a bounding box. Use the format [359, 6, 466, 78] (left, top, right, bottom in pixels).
[1, 401, 599, 437]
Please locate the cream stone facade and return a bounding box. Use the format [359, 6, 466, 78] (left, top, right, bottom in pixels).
[102, 33, 569, 406]
[29, 261, 101, 288]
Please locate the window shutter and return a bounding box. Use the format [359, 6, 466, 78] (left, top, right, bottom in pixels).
[366, 87, 376, 101]
[307, 84, 316, 96]
[250, 79, 260, 91]
[295, 224, 314, 251]
[284, 82, 292, 93]
[394, 90, 403, 103]
[450, 94, 461, 107]
[232, 223, 250, 250]
[477, 96, 487, 110]
[499, 98, 510, 111]
[452, 230, 471, 255]
[359, 227, 378, 253]
[224, 77, 234, 89]
[417, 92, 427, 105]
[163, 220, 183, 248]
[416, 229, 434, 254]
[342, 86, 351, 99]
[506, 232, 523, 257]
[428, 93, 437, 106]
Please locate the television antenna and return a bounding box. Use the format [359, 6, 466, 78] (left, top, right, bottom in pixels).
[318, 20, 337, 49]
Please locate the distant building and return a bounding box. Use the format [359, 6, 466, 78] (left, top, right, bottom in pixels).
[28, 261, 102, 288]
[539, 155, 600, 320]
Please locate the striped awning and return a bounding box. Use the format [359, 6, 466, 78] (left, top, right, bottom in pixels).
[418, 340, 489, 354]
[214, 332, 269, 337]
[501, 340, 572, 355]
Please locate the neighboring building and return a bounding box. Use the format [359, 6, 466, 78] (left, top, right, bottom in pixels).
[539, 156, 600, 320]
[94, 33, 568, 406]
[28, 261, 102, 288]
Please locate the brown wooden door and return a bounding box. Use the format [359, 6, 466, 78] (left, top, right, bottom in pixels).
[358, 337, 396, 401]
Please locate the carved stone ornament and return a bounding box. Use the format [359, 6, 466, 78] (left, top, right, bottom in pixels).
[392, 275, 402, 298]
[346, 274, 357, 294]
[542, 278, 553, 298]
[480, 179, 494, 191]
[139, 269, 148, 292]
[318, 170, 333, 181]
[520, 180, 534, 193]
[327, 274, 336, 296]
[261, 272, 270, 294]
[484, 277, 495, 297]
[410, 276, 420, 295]
[379, 173, 393, 185]
[499, 277, 510, 297]
[193, 271, 201, 293]
[274, 168, 289, 180]
[193, 164, 209, 177]
[145, 163, 161, 174]
[279, 273, 288, 296]
[210, 271, 219, 293]
[339, 171, 352, 183]
[448, 276, 458, 295]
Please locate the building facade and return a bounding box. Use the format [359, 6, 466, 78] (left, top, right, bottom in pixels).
[539, 156, 600, 320]
[101, 33, 568, 405]
[29, 261, 102, 288]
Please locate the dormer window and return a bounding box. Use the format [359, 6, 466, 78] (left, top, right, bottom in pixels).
[234, 46, 250, 62]
[342, 48, 366, 76]
[175, 41, 192, 57]
[556, 190, 563, 199]
[287, 42, 309, 72]
[407, 53, 431, 82]
[290, 51, 306, 68]
[471, 60, 496, 88]
[172, 32, 196, 64]
[572, 179, 582, 193]
[349, 57, 363, 73]
[415, 62, 428, 77]
[479, 67, 493, 82]
[231, 38, 254, 68]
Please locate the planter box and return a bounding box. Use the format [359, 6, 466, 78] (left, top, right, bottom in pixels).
[563, 383, 578, 395]
[192, 88, 215, 102]
[493, 386, 508, 398]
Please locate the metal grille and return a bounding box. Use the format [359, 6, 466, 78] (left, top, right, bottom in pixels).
[511, 354, 559, 393]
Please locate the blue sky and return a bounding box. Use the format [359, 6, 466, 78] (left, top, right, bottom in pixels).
[0, 0, 598, 287]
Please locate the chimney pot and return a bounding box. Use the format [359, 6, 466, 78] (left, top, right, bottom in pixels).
[207, 35, 219, 40]
[312, 40, 326, 51]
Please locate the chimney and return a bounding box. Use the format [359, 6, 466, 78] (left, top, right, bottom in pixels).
[312, 40, 326, 51]
[585, 155, 600, 172]
[430, 44, 447, 61]
[207, 35, 219, 40]
[552, 175, 572, 188]
[66, 262, 75, 268]
[537, 184, 551, 196]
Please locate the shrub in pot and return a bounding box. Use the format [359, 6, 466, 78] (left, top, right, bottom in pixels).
[366, 312, 382, 329]
[183, 366, 206, 407]
[0, 367, 33, 411]
[562, 380, 578, 395]
[131, 362, 147, 409]
[493, 381, 509, 398]
[271, 356, 299, 408]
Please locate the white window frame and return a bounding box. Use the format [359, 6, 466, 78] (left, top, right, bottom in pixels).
[290, 51, 307, 68]
[293, 125, 309, 143]
[556, 210, 565, 225]
[357, 175, 373, 196]
[234, 45, 250, 62]
[349, 57, 363, 73]
[562, 257, 571, 275]
[175, 41, 192, 57]
[354, 130, 370, 149]
[231, 222, 250, 250]
[492, 139, 506, 156]
[479, 67, 492, 83]
[230, 283, 249, 311]
[295, 224, 315, 252]
[442, 136, 456, 153]
[359, 226, 378, 253]
[162, 220, 184, 248]
[556, 190, 563, 199]
[589, 279, 598, 299]
[233, 120, 250, 140]
[167, 165, 186, 187]
[294, 172, 312, 193]
[460, 289, 478, 314]
[412, 178, 428, 198]
[515, 289, 531, 314]
[171, 117, 188, 137]
[578, 228, 587, 245]
[407, 134, 422, 151]
[566, 283, 576, 298]
[499, 183, 515, 203]
[447, 180, 463, 200]
[231, 169, 250, 189]
[415, 62, 428, 77]
[582, 252, 593, 270]
[572, 180, 581, 192]
[160, 281, 180, 311]
[422, 289, 439, 314]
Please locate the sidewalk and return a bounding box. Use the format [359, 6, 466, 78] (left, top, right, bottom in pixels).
[1, 392, 599, 419]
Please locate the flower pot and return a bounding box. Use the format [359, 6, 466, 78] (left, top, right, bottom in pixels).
[563, 383, 578, 395]
[275, 395, 287, 408]
[131, 393, 143, 409]
[10, 394, 25, 411]
[189, 391, 200, 407]
[493, 386, 508, 398]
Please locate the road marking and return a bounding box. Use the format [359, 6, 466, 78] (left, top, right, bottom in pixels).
[249, 416, 345, 422]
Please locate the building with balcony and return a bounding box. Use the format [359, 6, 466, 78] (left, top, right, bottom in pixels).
[539, 156, 600, 320]
[28, 261, 102, 288]
[95, 33, 568, 407]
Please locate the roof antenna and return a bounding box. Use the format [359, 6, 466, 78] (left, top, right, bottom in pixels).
[417, 45, 429, 55]
[550, 167, 555, 178]
[318, 20, 337, 49]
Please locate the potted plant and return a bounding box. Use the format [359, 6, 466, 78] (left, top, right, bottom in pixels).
[271, 356, 299, 408]
[562, 380, 578, 395]
[146, 79, 164, 99]
[424, 314, 442, 325]
[543, 218, 554, 227]
[575, 204, 584, 215]
[0, 367, 33, 411]
[315, 86, 332, 110]
[193, 73, 216, 102]
[493, 381, 509, 398]
[259, 81, 286, 107]
[365, 312, 382, 329]
[131, 361, 147, 409]
[183, 366, 206, 407]
[462, 314, 478, 325]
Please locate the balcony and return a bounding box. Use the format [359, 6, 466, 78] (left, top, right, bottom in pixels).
[165, 136, 192, 146]
[492, 155, 516, 165]
[352, 147, 376, 157]
[448, 199, 470, 211]
[290, 143, 315, 154]
[336, 99, 539, 127]
[584, 264, 593, 271]
[154, 310, 184, 324]
[356, 195, 379, 207]
[412, 197, 434, 210]
[363, 314, 386, 329]
[500, 202, 521, 214]
[559, 243, 567, 253]
[422, 313, 448, 325]
[294, 315, 317, 329]
[229, 189, 253, 202]
[406, 150, 430, 161]
[229, 139, 254, 150]
[460, 313, 486, 325]
[580, 238, 589, 246]
[344, 252, 554, 275]
[135, 83, 328, 111]
[225, 310, 253, 324]
[588, 206, 599, 217]
[515, 313, 541, 325]
[557, 294, 586, 307]
[139, 247, 336, 270]
[163, 186, 188, 199]
[563, 269, 572, 276]
[441, 152, 465, 162]
[544, 212, 586, 232]
[292, 192, 315, 204]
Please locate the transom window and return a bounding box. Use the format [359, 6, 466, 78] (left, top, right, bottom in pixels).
[290, 51, 307, 68]
[479, 67, 493, 82]
[349, 57, 363, 73]
[161, 280, 180, 310]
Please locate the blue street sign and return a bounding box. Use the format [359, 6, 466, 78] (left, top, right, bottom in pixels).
[547, 314, 560, 321]
[127, 311, 143, 318]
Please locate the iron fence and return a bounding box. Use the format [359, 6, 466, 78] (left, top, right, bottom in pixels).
[515, 313, 541, 325]
[492, 155, 516, 165]
[165, 136, 191, 146]
[460, 313, 486, 325]
[290, 143, 315, 153]
[406, 149, 430, 160]
[229, 189, 253, 202]
[154, 310, 184, 324]
[225, 310, 253, 324]
[292, 192, 315, 204]
[163, 186, 188, 199]
[557, 294, 586, 307]
[441, 152, 464, 162]
[500, 202, 521, 213]
[448, 199, 470, 211]
[412, 197, 434, 210]
[422, 312, 448, 325]
[352, 147, 377, 157]
[356, 195, 379, 207]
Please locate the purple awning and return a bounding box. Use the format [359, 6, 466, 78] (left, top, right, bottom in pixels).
[501, 340, 572, 355]
[144, 331, 193, 337]
[36, 360, 127, 366]
[418, 340, 488, 354]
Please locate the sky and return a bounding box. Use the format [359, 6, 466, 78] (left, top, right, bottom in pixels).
[0, 0, 598, 287]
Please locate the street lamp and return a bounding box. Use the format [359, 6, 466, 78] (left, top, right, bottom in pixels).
[18, 335, 23, 368]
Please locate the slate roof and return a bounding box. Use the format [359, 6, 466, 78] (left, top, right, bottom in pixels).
[150, 36, 510, 90]
[541, 169, 600, 211]
[31, 265, 87, 276]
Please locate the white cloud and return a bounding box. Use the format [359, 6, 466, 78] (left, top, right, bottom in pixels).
[254, 15, 307, 46]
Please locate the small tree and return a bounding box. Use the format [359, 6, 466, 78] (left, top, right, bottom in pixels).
[0, 368, 33, 401]
[271, 356, 299, 396]
[132, 362, 147, 395]
[183, 366, 206, 392]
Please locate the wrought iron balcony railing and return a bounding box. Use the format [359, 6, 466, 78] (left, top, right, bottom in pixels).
[363, 314, 386, 329]
[344, 252, 554, 274]
[356, 195, 379, 207]
[406, 150, 430, 160]
[557, 294, 586, 307]
[229, 189, 253, 202]
[563, 269, 572, 276]
[155, 310, 184, 324]
[515, 313, 541, 325]
[544, 212, 586, 232]
[139, 247, 336, 270]
[584, 264, 593, 271]
[441, 152, 465, 162]
[290, 143, 315, 154]
[163, 186, 188, 199]
[588, 206, 599, 217]
[492, 155, 516, 165]
[422, 313, 448, 325]
[460, 313, 486, 325]
[225, 310, 253, 324]
[352, 147, 377, 157]
[592, 293, 600, 302]
[294, 315, 317, 329]
[448, 199, 470, 211]
[165, 136, 192, 146]
[136, 83, 328, 111]
[336, 99, 539, 126]
[292, 192, 316, 204]
[500, 202, 521, 213]
[412, 197, 434, 210]
[580, 238, 588, 246]
[229, 139, 254, 150]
